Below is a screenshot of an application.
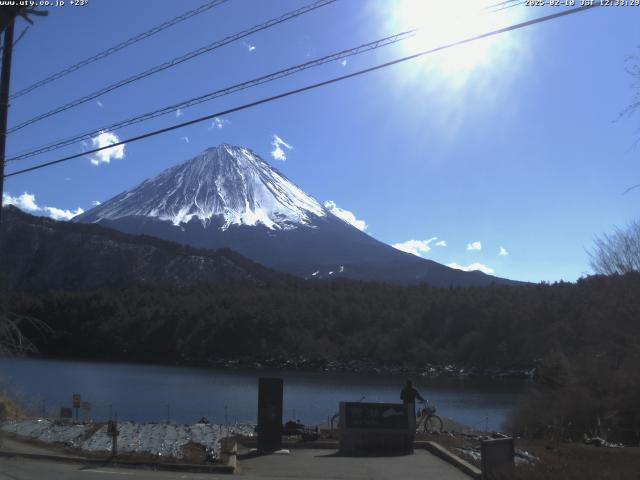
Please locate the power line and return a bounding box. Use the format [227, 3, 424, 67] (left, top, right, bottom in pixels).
[4, 4, 600, 179]
[489, 1, 526, 13]
[484, 0, 522, 10]
[6, 30, 417, 164]
[5, 0, 528, 163]
[7, 0, 336, 134]
[9, 0, 230, 100]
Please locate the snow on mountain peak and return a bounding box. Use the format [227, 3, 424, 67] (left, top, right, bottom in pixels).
[78, 144, 326, 230]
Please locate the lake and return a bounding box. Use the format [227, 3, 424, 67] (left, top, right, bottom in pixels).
[0, 357, 528, 431]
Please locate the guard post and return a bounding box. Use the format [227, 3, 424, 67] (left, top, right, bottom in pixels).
[257, 377, 283, 452]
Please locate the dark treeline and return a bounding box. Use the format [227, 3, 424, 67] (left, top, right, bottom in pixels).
[5, 273, 640, 372]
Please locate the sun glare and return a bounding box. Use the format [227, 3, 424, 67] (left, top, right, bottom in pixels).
[387, 0, 518, 78]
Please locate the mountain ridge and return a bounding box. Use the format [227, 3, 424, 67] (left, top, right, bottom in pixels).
[75, 144, 521, 287]
[0, 205, 295, 291]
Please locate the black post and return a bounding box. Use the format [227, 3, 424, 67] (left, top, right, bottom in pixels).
[107, 417, 119, 459]
[0, 19, 15, 227]
[257, 377, 283, 452]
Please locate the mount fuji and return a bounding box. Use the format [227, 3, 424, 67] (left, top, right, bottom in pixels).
[75, 144, 517, 286]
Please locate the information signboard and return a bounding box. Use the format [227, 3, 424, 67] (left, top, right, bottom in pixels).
[338, 401, 412, 455]
[72, 394, 81, 409]
[343, 402, 408, 430]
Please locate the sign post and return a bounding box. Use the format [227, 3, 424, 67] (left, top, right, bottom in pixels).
[72, 394, 81, 422]
[107, 419, 119, 458]
[60, 407, 73, 421]
[81, 401, 92, 423]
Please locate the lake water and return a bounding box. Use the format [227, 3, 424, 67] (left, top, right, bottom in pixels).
[0, 357, 528, 431]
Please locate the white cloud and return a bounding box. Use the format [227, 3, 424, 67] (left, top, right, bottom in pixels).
[340, 58, 348, 67]
[96, 100, 103, 108]
[208, 117, 229, 130]
[392, 237, 438, 257]
[86, 131, 125, 166]
[176, 108, 183, 118]
[44, 206, 84, 221]
[180, 136, 190, 144]
[499, 246, 509, 256]
[466, 241, 482, 251]
[324, 200, 367, 231]
[91, 200, 102, 206]
[243, 41, 256, 52]
[435, 240, 447, 247]
[271, 134, 293, 161]
[2, 192, 40, 212]
[446, 262, 495, 275]
[3, 191, 84, 221]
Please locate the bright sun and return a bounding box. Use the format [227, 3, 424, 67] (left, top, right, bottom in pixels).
[388, 0, 517, 77]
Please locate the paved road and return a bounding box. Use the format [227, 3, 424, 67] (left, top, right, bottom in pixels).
[1, 448, 471, 480]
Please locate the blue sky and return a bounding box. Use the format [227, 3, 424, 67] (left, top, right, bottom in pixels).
[2, 0, 639, 283]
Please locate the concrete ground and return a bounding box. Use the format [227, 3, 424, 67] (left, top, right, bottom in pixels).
[0, 457, 222, 480]
[1, 433, 473, 480]
[237, 448, 472, 479]
[0, 448, 473, 480]
[0, 436, 83, 457]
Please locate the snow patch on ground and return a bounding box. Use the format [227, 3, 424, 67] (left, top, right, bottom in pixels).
[1, 420, 254, 460]
[1, 419, 90, 447]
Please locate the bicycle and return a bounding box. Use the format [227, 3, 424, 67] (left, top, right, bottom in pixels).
[416, 400, 443, 434]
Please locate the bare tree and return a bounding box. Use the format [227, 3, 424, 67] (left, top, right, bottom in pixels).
[624, 49, 640, 120]
[589, 220, 640, 275]
[622, 49, 640, 194]
[0, 293, 51, 355]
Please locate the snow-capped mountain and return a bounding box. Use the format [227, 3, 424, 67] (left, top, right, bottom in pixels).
[76, 144, 519, 287]
[81, 144, 326, 230]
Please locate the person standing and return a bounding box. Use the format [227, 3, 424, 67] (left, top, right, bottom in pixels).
[400, 380, 424, 453]
[400, 379, 425, 435]
[400, 379, 425, 405]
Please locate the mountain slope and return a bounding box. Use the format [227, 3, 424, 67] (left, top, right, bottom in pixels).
[0, 206, 294, 291]
[76, 144, 520, 287]
[80, 144, 325, 231]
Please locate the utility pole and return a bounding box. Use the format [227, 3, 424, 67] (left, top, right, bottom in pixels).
[0, 18, 14, 227]
[0, 7, 46, 228]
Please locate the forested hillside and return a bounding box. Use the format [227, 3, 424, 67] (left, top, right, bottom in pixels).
[5, 273, 639, 370]
[0, 206, 295, 290]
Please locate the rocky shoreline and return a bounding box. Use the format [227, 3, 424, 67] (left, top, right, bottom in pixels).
[206, 357, 536, 379]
